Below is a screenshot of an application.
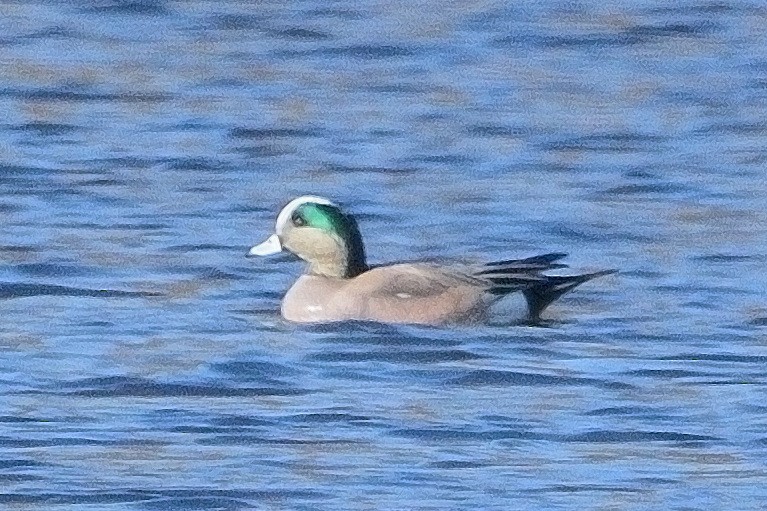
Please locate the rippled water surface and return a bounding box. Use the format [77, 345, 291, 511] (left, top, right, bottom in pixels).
[2, 1, 767, 509]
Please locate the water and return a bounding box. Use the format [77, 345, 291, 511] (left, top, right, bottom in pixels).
[1, 0, 767, 509]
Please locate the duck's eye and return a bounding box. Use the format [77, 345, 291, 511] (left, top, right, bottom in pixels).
[291, 212, 306, 227]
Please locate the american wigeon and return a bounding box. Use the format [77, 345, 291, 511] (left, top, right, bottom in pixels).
[248, 195, 615, 325]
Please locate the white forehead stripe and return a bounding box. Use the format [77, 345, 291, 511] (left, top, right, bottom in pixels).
[275, 195, 337, 234]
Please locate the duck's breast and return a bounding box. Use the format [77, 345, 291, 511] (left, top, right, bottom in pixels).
[281, 275, 348, 323]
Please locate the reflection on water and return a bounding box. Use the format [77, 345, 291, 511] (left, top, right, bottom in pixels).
[1, 1, 767, 509]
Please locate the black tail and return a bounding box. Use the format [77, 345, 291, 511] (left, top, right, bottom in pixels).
[522, 270, 616, 321]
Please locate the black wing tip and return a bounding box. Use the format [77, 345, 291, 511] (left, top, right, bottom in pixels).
[586, 269, 618, 279]
[485, 252, 569, 267]
[475, 263, 568, 276]
[546, 268, 617, 286]
[528, 252, 569, 264]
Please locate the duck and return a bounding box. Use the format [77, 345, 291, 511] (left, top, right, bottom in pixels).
[248, 195, 615, 325]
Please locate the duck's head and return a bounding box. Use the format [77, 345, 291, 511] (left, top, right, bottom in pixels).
[248, 195, 368, 279]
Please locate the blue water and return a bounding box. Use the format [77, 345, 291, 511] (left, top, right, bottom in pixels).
[2, 1, 767, 509]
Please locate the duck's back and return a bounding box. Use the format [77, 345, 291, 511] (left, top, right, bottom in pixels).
[281, 263, 492, 325]
[340, 263, 492, 325]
